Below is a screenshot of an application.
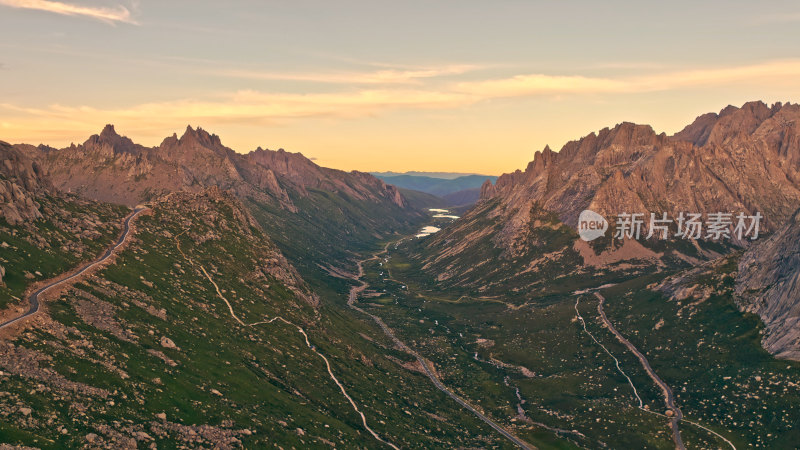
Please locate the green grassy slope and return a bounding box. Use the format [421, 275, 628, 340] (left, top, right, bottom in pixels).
[0, 195, 127, 309]
[0, 189, 517, 448]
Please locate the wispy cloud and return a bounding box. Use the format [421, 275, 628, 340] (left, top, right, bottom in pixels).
[0, 0, 135, 24]
[3, 59, 800, 145]
[0, 88, 470, 128]
[454, 59, 800, 98]
[454, 74, 626, 97]
[630, 59, 800, 91]
[213, 65, 480, 85]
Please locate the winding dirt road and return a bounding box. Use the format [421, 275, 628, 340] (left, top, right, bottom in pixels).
[593, 292, 685, 449]
[348, 252, 535, 450]
[0, 207, 146, 332]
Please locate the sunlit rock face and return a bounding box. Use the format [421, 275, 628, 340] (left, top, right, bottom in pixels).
[477, 101, 800, 250]
[736, 207, 800, 361]
[30, 125, 407, 210]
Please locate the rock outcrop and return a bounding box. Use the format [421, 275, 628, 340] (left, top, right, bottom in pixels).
[479, 179, 496, 200]
[0, 141, 53, 225]
[736, 207, 800, 360]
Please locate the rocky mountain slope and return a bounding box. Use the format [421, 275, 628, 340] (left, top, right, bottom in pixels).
[481, 101, 800, 233]
[35, 125, 405, 210]
[413, 101, 800, 294]
[736, 207, 800, 360]
[22, 126, 423, 283]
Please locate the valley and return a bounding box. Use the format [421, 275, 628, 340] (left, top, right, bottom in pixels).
[2, 101, 800, 449]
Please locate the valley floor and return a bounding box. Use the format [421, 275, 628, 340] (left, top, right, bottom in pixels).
[348, 231, 800, 449]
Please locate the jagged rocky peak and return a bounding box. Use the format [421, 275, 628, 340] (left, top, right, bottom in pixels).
[159, 132, 180, 148]
[556, 121, 659, 162]
[100, 123, 123, 140]
[597, 121, 661, 148]
[179, 125, 223, 147]
[492, 121, 662, 196]
[82, 124, 141, 155]
[702, 101, 774, 146]
[524, 144, 555, 176]
[153, 125, 235, 164]
[244, 146, 406, 207]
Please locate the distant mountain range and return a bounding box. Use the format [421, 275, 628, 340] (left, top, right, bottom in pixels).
[372, 172, 497, 206]
[371, 171, 493, 180]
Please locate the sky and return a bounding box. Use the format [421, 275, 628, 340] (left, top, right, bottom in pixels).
[2, 1, 800, 174]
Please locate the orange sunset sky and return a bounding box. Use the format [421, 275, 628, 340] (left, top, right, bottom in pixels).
[2, 0, 800, 174]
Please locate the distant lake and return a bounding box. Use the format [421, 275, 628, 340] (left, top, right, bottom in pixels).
[416, 226, 441, 237]
[415, 208, 461, 237]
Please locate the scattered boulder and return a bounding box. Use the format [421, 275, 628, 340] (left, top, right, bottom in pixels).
[160, 336, 179, 350]
[133, 431, 153, 441]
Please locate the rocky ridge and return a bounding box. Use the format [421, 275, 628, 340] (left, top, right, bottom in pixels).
[478, 101, 800, 252]
[30, 125, 406, 211]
